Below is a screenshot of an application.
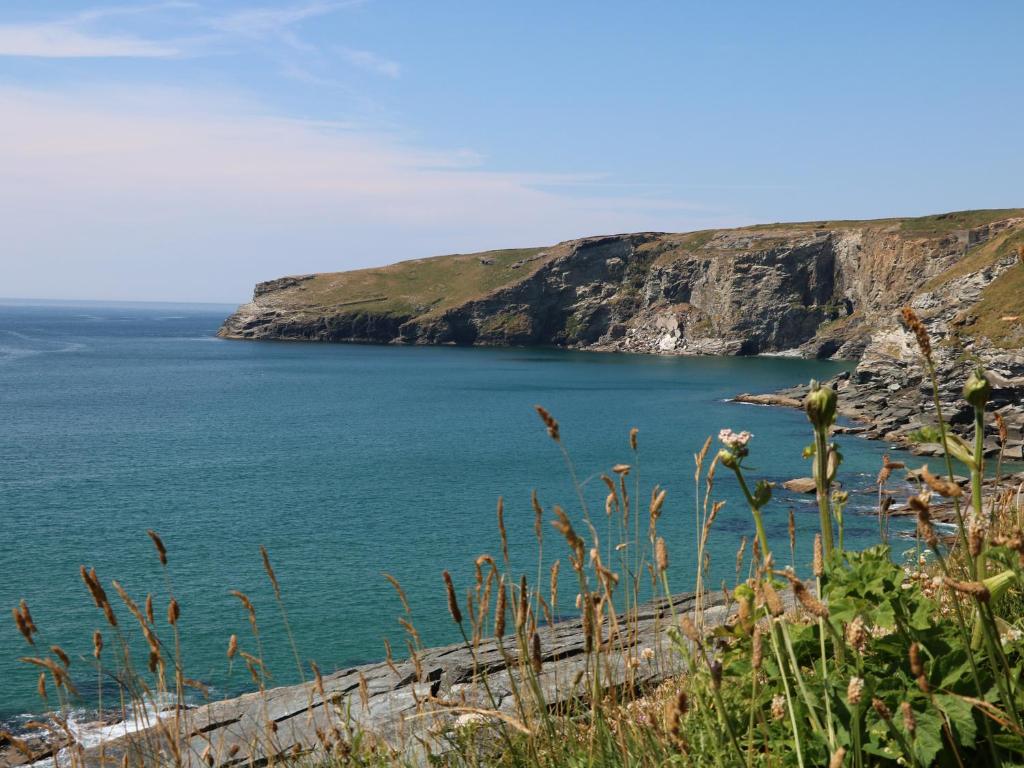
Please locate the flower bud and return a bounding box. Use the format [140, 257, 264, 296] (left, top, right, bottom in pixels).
[717, 449, 739, 470]
[804, 381, 838, 429]
[962, 368, 991, 410]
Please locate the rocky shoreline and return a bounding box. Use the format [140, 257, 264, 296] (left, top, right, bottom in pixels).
[1, 590, 743, 768]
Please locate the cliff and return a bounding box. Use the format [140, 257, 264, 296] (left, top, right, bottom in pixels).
[220, 209, 1023, 357]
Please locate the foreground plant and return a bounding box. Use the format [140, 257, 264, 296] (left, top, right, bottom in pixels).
[6, 309, 1024, 768]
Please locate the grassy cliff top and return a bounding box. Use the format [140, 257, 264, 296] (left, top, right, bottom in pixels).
[261, 246, 557, 318]
[255, 209, 1024, 335]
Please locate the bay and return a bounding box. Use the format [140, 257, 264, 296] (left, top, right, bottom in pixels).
[0, 300, 909, 724]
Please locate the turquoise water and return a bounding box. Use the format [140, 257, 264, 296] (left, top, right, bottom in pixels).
[0, 301, 913, 724]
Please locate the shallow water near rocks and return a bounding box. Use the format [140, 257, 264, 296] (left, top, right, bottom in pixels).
[0, 300, 916, 726]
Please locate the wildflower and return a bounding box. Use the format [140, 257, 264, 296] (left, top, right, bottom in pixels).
[847, 676, 864, 705]
[845, 616, 868, 651]
[718, 429, 753, 452]
[641, 646, 655, 662]
[771, 694, 786, 721]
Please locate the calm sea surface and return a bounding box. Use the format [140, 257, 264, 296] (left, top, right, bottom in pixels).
[0, 300, 914, 725]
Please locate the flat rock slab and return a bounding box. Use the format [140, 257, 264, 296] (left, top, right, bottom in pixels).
[53, 591, 733, 768]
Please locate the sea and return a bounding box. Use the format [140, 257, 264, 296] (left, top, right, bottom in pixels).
[0, 299, 918, 732]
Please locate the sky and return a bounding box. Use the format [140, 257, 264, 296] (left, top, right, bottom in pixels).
[1, 1, 1022, 302]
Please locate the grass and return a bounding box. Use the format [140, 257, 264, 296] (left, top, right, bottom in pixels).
[961, 261, 1024, 347]
[921, 227, 1024, 291]
[899, 208, 1024, 237]
[261, 246, 552, 319]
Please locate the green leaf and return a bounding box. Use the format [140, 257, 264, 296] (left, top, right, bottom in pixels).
[935, 693, 977, 747]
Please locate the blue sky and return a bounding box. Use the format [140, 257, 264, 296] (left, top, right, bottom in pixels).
[1, 1, 1022, 302]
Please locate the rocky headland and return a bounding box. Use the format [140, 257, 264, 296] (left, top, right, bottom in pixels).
[220, 209, 1024, 452]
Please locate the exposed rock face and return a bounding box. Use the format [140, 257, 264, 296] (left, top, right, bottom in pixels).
[220, 214, 1021, 356]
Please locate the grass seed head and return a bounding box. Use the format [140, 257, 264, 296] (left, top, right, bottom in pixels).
[147, 530, 167, 566]
[530, 631, 542, 674]
[442, 571, 462, 625]
[12, 607, 33, 645]
[944, 577, 990, 602]
[260, 546, 281, 599]
[50, 646, 70, 668]
[846, 616, 868, 651]
[847, 676, 864, 705]
[495, 578, 507, 639]
[533, 405, 560, 442]
[763, 580, 785, 617]
[900, 307, 932, 360]
[920, 465, 963, 498]
[872, 697, 892, 721]
[901, 701, 916, 735]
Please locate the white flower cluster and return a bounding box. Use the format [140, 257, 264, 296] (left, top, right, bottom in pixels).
[718, 428, 753, 450]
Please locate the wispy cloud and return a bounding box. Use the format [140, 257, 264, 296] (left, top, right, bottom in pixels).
[0, 85, 725, 301]
[0, 22, 180, 58]
[207, 1, 358, 39]
[339, 47, 400, 78]
[0, 1, 358, 59]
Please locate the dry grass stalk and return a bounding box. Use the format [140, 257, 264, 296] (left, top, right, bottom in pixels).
[383, 573, 411, 615]
[655, 538, 668, 572]
[531, 490, 544, 543]
[12, 607, 33, 645]
[147, 529, 168, 566]
[494, 577, 508, 639]
[762, 579, 785, 617]
[50, 645, 70, 668]
[921, 464, 963, 497]
[944, 577, 990, 601]
[442, 571, 462, 625]
[788, 508, 796, 559]
[900, 306, 932, 360]
[260, 546, 281, 599]
[530, 632, 543, 674]
[497, 496, 509, 563]
[167, 598, 180, 626]
[534, 405, 560, 442]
